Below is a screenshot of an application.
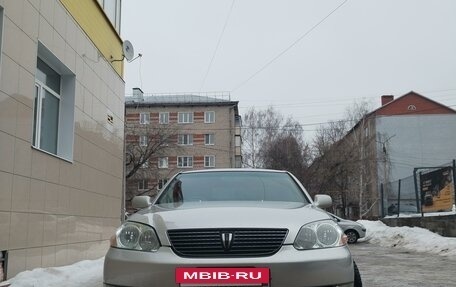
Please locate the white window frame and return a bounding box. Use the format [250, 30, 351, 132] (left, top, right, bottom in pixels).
[159, 112, 169, 124]
[139, 135, 148, 147]
[204, 134, 215, 145]
[140, 112, 150, 124]
[204, 111, 215, 123]
[33, 80, 61, 154]
[33, 42, 76, 161]
[98, 0, 122, 32]
[178, 134, 193, 145]
[178, 112, 193, 124]
[204, 155, 215, 168]
[177, 156, 193, 168]
[158, 157, 169, 169]
[138, 179, 148, 191]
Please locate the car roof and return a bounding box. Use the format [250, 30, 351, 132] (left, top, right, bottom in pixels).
[179, 168, 288, 175]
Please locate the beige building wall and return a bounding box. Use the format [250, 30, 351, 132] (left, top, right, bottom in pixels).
[0, 0, 124, 279]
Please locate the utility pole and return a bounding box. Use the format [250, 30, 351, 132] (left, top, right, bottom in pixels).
[358, 117, 364, 219]
[377, 134, 395, 215]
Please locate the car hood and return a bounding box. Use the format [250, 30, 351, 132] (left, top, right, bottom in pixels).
[128, 201, 331, 246]
[338, 219, 365, 230]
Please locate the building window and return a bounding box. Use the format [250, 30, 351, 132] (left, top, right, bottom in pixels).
[204, 111, 215, 123]
[141, 160, 149, 168]
[98, 0, 121, 32]
[235, 135, 241, 147]
[177, 156, 193, 168]
[178, 112, 193, 123]
[205, 134, 215, 145]
[159, 112, 169, 124]
[157, 178, 168, 190]
[178, 134, 193, 145]
[140, 112, 150, 124]
[33, 42, 75, 160]
[139, 135, 148, 146]
[33, 60, 60, 155]
[138, 179, 148, 191]
[204, 155, 215, 168]
[160, 135, 169, 147]
[158, 157, 168, 168]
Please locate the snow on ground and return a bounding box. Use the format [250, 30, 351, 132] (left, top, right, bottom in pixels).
[5, 220, 456, 287]
[4, 258, 104, 287]
[358, 220, 456, 257]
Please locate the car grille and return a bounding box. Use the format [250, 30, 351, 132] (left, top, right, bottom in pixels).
[167, 228, 288, 258]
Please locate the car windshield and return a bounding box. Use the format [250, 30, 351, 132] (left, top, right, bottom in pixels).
[156, 171, 309, 204]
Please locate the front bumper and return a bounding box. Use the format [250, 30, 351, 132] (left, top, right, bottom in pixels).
[103, 245, 354, 287]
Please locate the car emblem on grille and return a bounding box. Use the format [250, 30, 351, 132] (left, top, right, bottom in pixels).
[221, 232, 234, 250]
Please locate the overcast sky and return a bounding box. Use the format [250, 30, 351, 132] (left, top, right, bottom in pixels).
[121, 0, 456, 140]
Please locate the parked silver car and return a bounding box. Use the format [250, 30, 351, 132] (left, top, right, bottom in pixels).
[104, 169, 362, 287]
[328, 213, 366, 244]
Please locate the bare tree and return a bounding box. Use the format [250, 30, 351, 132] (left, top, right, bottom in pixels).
[241, 107, 283, 168]
[308, 125, 358, 217]
[241, 107, 311, 181]
[312, 120, 348, 158]
[263, 133, 310, 181]
[125, 123, 180, 202]
[343, 100, 379, 218]
[308, 99, 385, 218]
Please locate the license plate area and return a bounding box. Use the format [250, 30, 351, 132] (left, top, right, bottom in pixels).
[176, 268, 270, 287]
[179, 285, 268, 287]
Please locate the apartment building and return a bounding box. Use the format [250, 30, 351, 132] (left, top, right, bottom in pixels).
[0, 0, 125, 279]
[125, 88, 241, 207]
[309, 91, 456, 218]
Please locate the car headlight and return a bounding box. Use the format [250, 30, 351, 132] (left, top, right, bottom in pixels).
[294, 220, 346, 250]
[113, 222, 160, 252]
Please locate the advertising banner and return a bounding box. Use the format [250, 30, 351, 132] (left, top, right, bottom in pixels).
[420, 167, 454, 212]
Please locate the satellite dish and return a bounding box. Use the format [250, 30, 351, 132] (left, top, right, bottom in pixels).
[122, 40, 135, 61]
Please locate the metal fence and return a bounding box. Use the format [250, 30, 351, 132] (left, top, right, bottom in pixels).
[381, 160, 456, 217]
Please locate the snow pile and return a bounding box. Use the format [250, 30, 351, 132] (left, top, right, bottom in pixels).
[7, 257, 103, 287]
[384, 206, 456, 218]
[359, 220, 456, 257]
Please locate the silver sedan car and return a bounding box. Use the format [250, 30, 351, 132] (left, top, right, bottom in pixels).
[327, 213, 366, 244]
[104, 169, 362, 287]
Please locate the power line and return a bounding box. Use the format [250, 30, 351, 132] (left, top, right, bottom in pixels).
[236, 90, 456, 109]
[128, 103, 456, 133]
[231, 0, 349, 92]
[243, 103, 456, 129]
[199, 0, 236, 92]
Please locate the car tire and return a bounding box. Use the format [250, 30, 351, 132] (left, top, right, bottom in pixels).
[345, 230, 359, 244]
[354, 261, 362, 287]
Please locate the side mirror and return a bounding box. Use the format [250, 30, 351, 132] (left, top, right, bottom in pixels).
[132, 196, 152, 209]
[314, 194, 332, 209]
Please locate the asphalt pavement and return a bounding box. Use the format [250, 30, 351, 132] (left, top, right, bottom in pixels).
[349, 241, 456, 287]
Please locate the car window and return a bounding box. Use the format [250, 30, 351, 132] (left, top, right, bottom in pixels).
[156, 171, 309, 204]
